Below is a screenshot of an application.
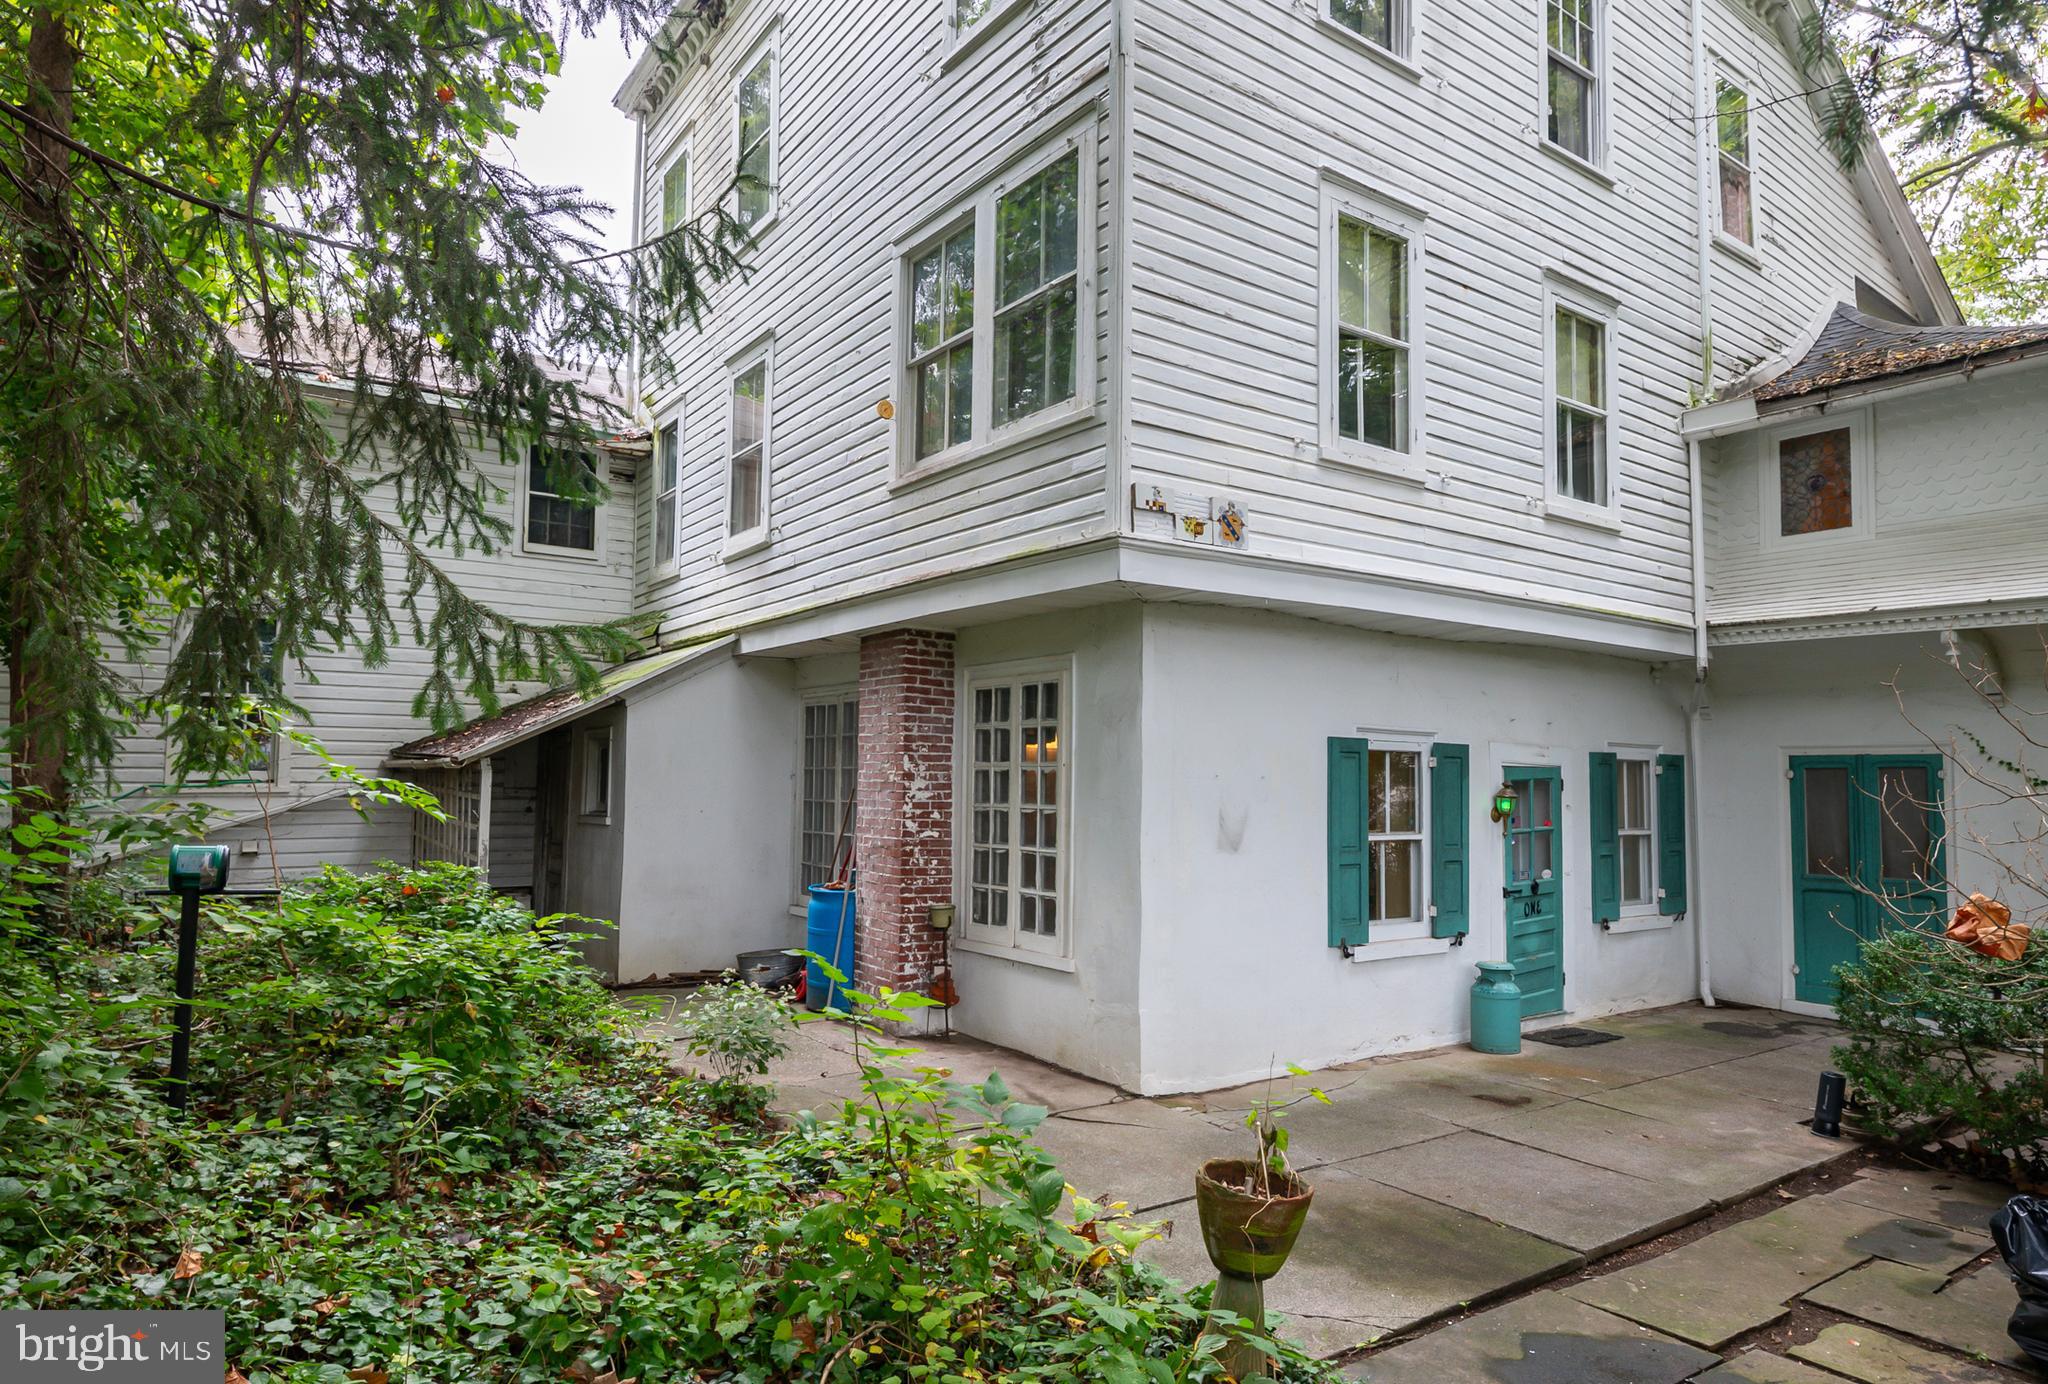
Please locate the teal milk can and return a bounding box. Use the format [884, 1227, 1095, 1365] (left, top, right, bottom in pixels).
[1470, 961, 1524, 1055]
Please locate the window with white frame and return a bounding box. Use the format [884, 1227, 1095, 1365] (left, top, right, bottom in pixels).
[735, 43, 774, 229]
[1327, 0, 1410, 60]
[798, 697, 858, 894]
[1618, 755, 1654, 907]
[1367, 744, 1427, 926]
[1545, 0, 1601, 163]
[1546, 291, 1615, 514]
[653, 416, 681, 572]
[727, 347, 770, 544]
[965, 670, 1067, 956]
[1333, 209, 1414, 456]
[660, 145, 690, 236]
[950, 0, 1020, 48]
[526, 443, 598, 552]
[580, 727, 613, 822]
[898, 137, 1090, 473]
[1715, 78, 1754, 245]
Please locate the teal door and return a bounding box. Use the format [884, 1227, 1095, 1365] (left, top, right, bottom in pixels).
[1789, 754, 1946, 1006]
[1503, 765, 1564, 1018]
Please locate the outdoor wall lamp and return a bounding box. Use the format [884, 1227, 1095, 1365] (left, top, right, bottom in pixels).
[1490, 782, 1519, 826]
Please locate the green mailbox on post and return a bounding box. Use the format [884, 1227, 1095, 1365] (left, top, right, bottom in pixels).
[167, 844, 231, 895]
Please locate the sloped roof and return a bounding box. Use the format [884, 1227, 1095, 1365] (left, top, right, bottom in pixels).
[386, 639, 730, 767]
[1752, 305, 2048, 405]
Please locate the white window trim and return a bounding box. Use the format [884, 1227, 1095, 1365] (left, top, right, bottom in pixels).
[953, 656, 1076, 972]
[723, 335, 775, 560]
[1610, 745, 1660, 919]
[519, 440, 607, 562]
[890, 123, 1100, 485]
[161, 618, 288, 788]
[1317, 177, 1430, 483]
[1366, 736, 1432, 946]
[944, 0, 1031, 66]
[1709, 62, 1763, 264]
[1758, 410, 1873, 554]
[1540, 276, 1623, 530]
[1537, 0, 1611, 175]
[1315, 0, 1422, 78]
[579, 726, 614, 825]
[655, 129, 692, 237]
[791, 687, 859, 911]
[650, 408, 684, 583]
[730, 26, 779, 236]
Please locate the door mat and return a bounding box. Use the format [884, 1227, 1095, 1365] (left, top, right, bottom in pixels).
[1525, 1027, 1623, 1048]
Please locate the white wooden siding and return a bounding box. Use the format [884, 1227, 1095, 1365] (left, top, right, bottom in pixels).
[1706, 365, 2048, 626]
[627, 0, 1117, 642]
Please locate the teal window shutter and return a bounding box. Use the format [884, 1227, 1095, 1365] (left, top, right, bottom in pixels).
[1327, 737, 1371, 948]
[1657, 753, 1688, 916]
[1588, 751, 1620, 924]
[1429, 743, 1470, 939]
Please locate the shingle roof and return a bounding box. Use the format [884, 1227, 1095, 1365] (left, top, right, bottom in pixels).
[1753, 305, 2048, 404]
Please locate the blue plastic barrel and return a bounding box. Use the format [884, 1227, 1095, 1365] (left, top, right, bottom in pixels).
[804, 884, 857, 1011]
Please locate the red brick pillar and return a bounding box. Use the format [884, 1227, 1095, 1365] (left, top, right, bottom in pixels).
[854, 630, 955, 997]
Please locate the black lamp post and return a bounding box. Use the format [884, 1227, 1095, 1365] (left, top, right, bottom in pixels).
[163, 844, 231, 1114]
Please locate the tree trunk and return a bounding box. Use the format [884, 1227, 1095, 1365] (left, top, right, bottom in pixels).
[8, 8, 81, 832]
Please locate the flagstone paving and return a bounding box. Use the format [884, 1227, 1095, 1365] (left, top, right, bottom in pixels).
[1805, 1263, 2028, 1370]
[1344, 1292, 1718, 1383]
[1788, 1323, 2010, 1383]
[1698, 1349, 1845, 1382]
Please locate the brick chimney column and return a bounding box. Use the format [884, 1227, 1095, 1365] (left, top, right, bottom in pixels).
[854, 630, 955, 997]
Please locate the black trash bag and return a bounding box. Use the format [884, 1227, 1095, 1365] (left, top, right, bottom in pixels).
[1991, 1195, 2048, 1369]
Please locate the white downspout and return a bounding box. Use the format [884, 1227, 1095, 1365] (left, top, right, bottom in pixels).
[1686, 0, 1716, 1009]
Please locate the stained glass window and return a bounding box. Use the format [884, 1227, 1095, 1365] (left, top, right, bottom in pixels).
[1778, 427, 1852, 536]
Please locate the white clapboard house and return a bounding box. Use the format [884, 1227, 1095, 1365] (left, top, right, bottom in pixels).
[172, 0, 2048, 1095]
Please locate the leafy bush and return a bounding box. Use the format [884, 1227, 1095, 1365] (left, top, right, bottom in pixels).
[1835, 926, 2048, 1171]
[677, 972, 795, 1079]
[1, 860, 1339, 1384]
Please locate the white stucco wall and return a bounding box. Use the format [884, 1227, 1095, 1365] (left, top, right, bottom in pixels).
[1133, 604, 1700, 1095]
[615, 653, 799, 983]
[1700, 629, 2040, 1011]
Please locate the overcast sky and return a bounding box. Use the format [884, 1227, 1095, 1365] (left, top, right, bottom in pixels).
[503, 32, 642, 251]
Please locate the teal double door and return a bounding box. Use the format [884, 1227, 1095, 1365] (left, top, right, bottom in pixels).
[1789, 754, 1946, 1006]
[1503, 765, 1563, 1018]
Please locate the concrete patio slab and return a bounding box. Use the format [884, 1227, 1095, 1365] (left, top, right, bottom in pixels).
[1337, 1129, 1703, 1256]
[1788, 1322, 2009, 1383]
[1025, 1099, 1243, 1212]
[1194, 1060, 1574, 1140]
[1805, 1263, 2029, 1370]
[1143, 1164, 1582, 1354]
[1679, 1038, 1842, 1107]
[1180, 1078, 1470, 1170]
[1697, 1349, 1844, 1382]
[1565, 1196, 1900, 1348]
[1828, 1168, 2010, 1238]
[1341, 1292, 1718, 1384]
[1582, 1072, 1824, 1154]
[1482, 1093, 1837, 1204]
[1845, 1216, 1995, 1274]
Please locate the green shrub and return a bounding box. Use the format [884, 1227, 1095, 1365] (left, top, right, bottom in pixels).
[1834, 925, 2048, 1170]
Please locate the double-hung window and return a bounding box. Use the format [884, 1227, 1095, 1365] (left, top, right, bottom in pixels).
[1326, 0, 1414, 63]
[242, 619, 283, 781]
[1617, 756, 1654, 907]
[798, 697, 858, 894]
[949, 0, 1026, 52]
[726, 346, 771, 550]
[1590, 750, 1688, 923]
[1544, 280, 1618, 520]
[660, 144, 690, 236]
[1328, 736, 1471, 949]
[1321, 181, 1425, 470]
[1544, 0, 1602, 164]
[1715, 79, 1754, 246]
[964, 668, 1068, 960]
[735, 42, 775, 230]
[652, 416, 681, 572]
[1367, 745, 1426, 927]
[897, 135, 1092, 475]
[526, 443, 599, 553]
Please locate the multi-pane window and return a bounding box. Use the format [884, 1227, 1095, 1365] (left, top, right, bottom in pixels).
[1545, 0, 1599, 161]
[1778, 427, 1852, 536]
[900, 142, 1088, 472]
[527, 444, 597, 552]
[735, 48, 774, 229]
[661, 150, 689, 235]
[798, 698, 858, 893]
[1618, 757, 1654, 906]
[653, 418, 680, 571]
[728, 356, 769, 539]
[911, 226, 976, 461]
[967, 675, 1065, 953]
[994, 156, 1081, 428]
[1367, 747, 1424, 923]
[1336, 216, 1410, 452]
[1716, 80, 1753, 245]
[243, 619, 282, 780]
[1553, 307, 1607, 507]
[1329, 0, 1401, 54]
